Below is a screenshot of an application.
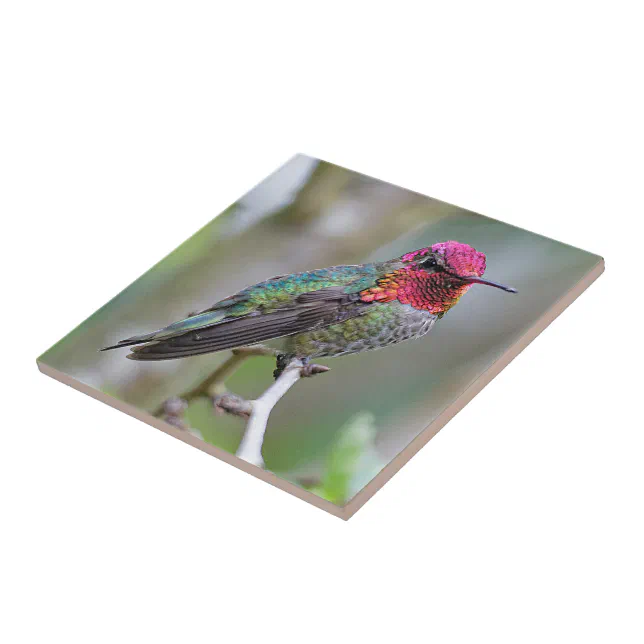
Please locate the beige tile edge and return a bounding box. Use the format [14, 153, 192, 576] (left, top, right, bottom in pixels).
[37, 258, 604, 522]
[342, 257, 605, 519]
[36, 361, 348, 520]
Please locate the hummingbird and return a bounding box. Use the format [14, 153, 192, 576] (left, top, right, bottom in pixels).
[101, 241, 517, 370]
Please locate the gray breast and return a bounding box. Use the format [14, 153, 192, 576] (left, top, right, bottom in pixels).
[305, 305, 438, 358]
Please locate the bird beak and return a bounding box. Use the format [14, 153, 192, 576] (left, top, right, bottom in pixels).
[464, 277, 518, 294]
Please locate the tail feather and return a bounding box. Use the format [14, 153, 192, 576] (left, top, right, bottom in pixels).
[125, 308, 319, 360]
[100, 310, 228, 352]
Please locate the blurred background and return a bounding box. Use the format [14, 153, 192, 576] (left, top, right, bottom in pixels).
[39, 155, 601, 504]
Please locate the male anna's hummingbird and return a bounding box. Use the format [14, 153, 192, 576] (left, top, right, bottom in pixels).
[102, 241, 517, 365]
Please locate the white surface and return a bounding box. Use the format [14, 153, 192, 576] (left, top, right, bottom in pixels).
[1, 2, 642, 642]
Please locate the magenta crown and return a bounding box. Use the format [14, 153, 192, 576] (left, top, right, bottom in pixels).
[402, 241, 487, 278]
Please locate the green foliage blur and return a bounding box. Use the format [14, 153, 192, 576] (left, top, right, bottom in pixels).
[39, 156, 601, 505]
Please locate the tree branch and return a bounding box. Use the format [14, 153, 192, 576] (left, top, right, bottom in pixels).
[154, 346, 329, 469]
[234, 360, 304, 466]
[235, 358, 330, 467]
[153, 345, 278, 418]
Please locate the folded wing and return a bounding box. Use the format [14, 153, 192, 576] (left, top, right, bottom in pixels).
[102, 285, 370, 361]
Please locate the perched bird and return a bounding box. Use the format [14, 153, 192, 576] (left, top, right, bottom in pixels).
[102, 241, 517, 370]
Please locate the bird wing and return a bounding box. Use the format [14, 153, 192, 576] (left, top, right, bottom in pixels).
[125, 286, 367, 360]
[101, 266, 384, 361]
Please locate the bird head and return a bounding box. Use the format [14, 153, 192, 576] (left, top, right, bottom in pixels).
[401, 241, 517, 294]
[361, 241, 517, 314]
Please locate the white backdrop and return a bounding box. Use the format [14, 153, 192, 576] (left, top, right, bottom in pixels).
[2, 2, 642, 642]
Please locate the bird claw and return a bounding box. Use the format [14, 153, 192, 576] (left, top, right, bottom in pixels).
[274, 353, 330, 379]
[273, 353, 294, 379]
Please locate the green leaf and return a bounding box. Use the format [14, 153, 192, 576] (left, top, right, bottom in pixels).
[320, 412, 382, 505]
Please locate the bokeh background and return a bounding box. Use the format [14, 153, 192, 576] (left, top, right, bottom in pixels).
[39, 155, 601, 505]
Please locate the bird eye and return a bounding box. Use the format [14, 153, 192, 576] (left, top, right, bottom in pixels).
[422, 256, 438, 268]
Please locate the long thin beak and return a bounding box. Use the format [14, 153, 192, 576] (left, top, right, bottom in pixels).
[464, 277, 518, 294]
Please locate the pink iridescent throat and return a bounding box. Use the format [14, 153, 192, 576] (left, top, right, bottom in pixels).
[359, 267, 472, 315]
[360, 242, 490, 314]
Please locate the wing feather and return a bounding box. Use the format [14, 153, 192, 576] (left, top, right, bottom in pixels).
[127, 290, 366, 360]
[101, 265, 383, 361]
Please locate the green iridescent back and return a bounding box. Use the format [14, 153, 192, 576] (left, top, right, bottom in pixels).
[228, 262, 395, 314]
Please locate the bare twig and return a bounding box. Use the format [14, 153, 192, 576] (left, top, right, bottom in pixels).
[152, 345, 278, 418]
[154, 346, 329, 469]
[214, 393, 252, 418]
[235, 358, 329, 467]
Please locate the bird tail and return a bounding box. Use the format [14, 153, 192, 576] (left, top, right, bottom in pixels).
[100, 310, 228, 352]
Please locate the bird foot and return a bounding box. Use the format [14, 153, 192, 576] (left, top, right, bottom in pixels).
[273, 353, 294, 379]
[273, 354, 330, 379]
